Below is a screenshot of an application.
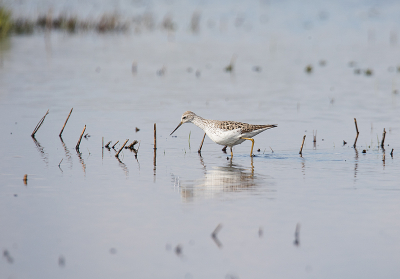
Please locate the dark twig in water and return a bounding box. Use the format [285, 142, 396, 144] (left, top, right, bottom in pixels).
[125, 140, 138, 149]
[3, 250, 14, 264]
[105, 141, 112, 149]
[23, 174, 28, 185]
[313, 130, 317, 149]
[115, 139, 129, 158]
[59, 108, 73, 137]
[112, 141, 119, 149]
[353, 118, 359, 148]
[381, 128, 386, 149]
[175, 245, 182, 256]
[211, 223, 223, 248]
[75, 125, 86, 151]
[198, 133, 206, 153]
[31, 109, 49, 137]
[294, 223, 300, 246]
[390, 148, 394, 157]
[269, 146, 274, 153]
[258, 227, 263, 238]
[299, 135, 306, 155]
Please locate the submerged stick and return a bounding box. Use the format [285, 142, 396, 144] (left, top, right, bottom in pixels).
[353, 118, 359, 148]
[198, 133, 206, 153]
[31, 109, 49, 137]
[115, 139, 129, 158]
[59, 108, 73, 137]
[75, 125, 86, 151]
[390, 148, 394, 157]
[381, 128, 386, 149]
[299, 135, 306, 155]
[154, 123, 157, 150]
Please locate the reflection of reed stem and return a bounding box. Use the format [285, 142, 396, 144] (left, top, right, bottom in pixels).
[75, 125, 86, 151]
[59, 108, 73, 137]
[31, 109, 49, 137]
[353, 118, 359, 148]
[299, 135, 306, 155]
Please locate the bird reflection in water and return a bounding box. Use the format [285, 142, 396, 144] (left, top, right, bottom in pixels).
[173, 156, 274, 202]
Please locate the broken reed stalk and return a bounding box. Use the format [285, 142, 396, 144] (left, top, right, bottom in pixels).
[353, 118, 359, 148]
[154, 123, 157, 150]
[59, 108, 73, 137]
[112, 141, 119, 149]
[75, 125, 86, 151]
[299, 135, 306, 155]
[390, 148, 394, 157]
[313, 130, 317, 143]
[31, 109, 49, 137]
[198, 133, 206, 153]
[115, 139, 129, 158]
[381, 128, 386, 149]
[105, 141, 112, 148]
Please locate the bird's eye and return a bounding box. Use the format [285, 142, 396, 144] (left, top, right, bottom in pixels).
[183, 116, 186, 119]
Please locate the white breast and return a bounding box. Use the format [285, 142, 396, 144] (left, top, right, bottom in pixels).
[205, 127, 244, 146]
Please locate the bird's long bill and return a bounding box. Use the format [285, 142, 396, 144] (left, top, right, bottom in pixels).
[170, 122, 183, 135]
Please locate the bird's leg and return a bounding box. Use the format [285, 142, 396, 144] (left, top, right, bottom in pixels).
[198, 133, 206, 153]
[230, 147, 233, 157]
[241, 137, 255, 157]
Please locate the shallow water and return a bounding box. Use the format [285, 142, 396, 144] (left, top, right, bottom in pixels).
[1, 0, 400, 278]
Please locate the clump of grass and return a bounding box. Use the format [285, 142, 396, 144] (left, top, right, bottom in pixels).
[13, 19, 34, 34]
[0, 6, 12, 38]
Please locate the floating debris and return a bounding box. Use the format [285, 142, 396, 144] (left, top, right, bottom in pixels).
[225, 54, 237, 72]
[23, 174, 27, 185]
[364, 69, 373, 76]
[305, 65, 313, 73]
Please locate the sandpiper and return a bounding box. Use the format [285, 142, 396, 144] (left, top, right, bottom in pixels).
[170, 111, 277, 157]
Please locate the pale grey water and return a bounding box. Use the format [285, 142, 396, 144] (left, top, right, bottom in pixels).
[1, 0, 400, 278]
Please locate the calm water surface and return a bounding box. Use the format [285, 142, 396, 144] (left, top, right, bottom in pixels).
[1, 0, 400, 278]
